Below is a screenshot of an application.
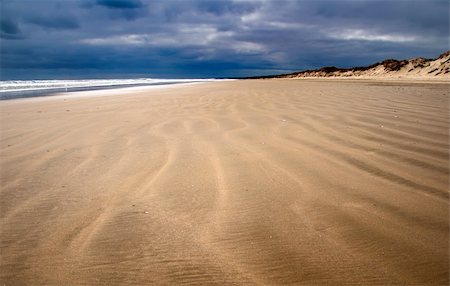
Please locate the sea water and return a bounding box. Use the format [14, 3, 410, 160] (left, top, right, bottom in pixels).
[0, 78, 218, 100]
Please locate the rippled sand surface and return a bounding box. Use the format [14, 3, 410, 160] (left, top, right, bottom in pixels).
[1, 80, 448, 285]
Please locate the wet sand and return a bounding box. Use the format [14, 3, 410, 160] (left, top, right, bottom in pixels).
[1, 79, 448, 285]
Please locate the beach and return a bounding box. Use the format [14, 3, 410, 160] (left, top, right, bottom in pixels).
[0, 79, 448, 284]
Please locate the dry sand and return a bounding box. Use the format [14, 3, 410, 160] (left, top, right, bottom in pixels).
[1, 79, 449, 285]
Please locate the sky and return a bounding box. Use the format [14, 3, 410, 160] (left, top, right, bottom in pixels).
[1, 0, 449, 79]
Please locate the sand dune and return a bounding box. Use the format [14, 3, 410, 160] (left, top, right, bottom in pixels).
[259, 50, 450, 80]
[0, 80, 448, 285]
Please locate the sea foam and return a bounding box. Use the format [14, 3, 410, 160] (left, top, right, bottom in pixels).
[0, 78, 219, 100]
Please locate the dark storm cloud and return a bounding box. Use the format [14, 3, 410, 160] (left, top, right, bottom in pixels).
[25, 15, 80, 30]
[195, 0, 258, 16]
[96, 0, 144, 9]
[1, 19, 21, 34]
[0, 19, 24, 40]
[312, 0, 449, 36]
[88, 0, 148, 20]
[1, 0, 448, 79]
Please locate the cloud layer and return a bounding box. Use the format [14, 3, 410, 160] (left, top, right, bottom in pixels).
[1, 0, 448, 79]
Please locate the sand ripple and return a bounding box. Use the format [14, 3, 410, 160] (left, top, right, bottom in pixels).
[1, 80, 448, 285]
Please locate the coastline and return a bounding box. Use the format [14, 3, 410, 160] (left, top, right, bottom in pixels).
[2, 77, 448, 104]
[0, 79, 230, 101]
[0, 81, 214, 103]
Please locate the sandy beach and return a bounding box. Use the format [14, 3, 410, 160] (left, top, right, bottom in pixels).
[0, 79, 448, 285]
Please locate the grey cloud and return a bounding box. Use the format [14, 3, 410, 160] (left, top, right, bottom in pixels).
[1, 19, 21, 34]
[0, 19, 24, 40]
[1, 0, 448, 80]
[25, 15, 80, 30]
[90, 0, 148, 20]
[195, 0, 258, 16]
[313, 0, 449, 36]
[0, 33, 25, 40]
[96, 0, 143, 9]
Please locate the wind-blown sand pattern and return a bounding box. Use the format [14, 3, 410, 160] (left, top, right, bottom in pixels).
[1, 80, 448, 285]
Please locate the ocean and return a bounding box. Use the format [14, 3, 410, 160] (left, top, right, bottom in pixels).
[0, 78, 218, 100]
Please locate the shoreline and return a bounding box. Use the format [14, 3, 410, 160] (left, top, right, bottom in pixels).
[2, 77, 448, 104]
[0, 81, 219, 103]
